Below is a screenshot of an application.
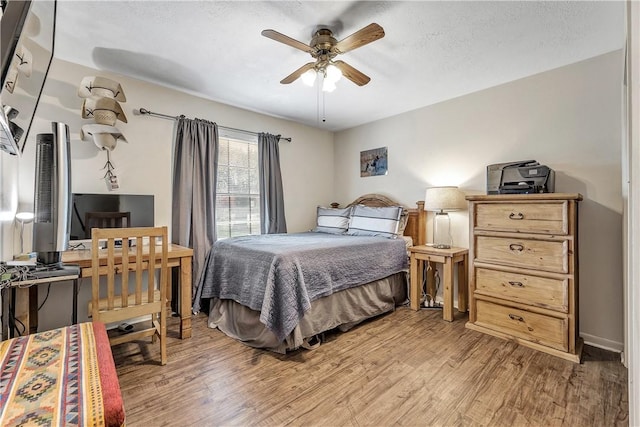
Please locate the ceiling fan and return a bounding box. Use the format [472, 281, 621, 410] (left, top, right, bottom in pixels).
[261, 23, 385, 88]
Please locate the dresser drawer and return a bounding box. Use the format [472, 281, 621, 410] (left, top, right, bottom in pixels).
[475, 235, 568, 273]
[475, 202, 567, 234]
[475, 268, 568, 312]
[475, 300, 568, 351]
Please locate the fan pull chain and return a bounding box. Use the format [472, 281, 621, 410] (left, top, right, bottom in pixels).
[322, 91, 326, 123]
[316, 78, 320, 127]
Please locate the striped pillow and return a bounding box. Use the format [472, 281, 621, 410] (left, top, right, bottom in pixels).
[346, 205, 403, 239]
[313, 206, 352, 234]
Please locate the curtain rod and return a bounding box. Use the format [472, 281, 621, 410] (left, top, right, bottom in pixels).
[136, 107, 292, 142]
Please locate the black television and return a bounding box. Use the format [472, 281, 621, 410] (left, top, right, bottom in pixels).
[70, 193, 154, 241]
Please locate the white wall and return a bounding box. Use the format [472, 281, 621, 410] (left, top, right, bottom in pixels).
[334, 51, 625, 350]
[15, 57, 334, 330]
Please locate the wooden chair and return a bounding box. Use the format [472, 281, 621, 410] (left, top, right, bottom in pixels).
[90, 226, 168, 365]
[85, 211, 131, 238]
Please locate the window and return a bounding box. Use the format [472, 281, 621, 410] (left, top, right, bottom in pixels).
[216, 133, 260, 239]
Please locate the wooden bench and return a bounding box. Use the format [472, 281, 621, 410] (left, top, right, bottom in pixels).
[0, 322, 125, 426]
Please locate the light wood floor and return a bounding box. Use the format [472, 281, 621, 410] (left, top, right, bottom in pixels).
[111, 308, 628, 426]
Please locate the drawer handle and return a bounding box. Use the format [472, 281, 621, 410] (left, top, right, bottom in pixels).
[508, 314, 524, 322]
[508, 281, 524, 288]
[509, 212, 524, 220]
[509, 243, 524, 252]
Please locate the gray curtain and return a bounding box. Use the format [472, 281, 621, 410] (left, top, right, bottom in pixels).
[258, 133, 287, 234]
[172, 117, 218, 299]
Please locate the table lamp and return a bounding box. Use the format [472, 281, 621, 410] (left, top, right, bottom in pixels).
[15, 211, 35, 254]
[424, 186, 466, 249]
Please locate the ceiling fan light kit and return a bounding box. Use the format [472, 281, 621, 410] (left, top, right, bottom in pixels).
[262, 23, 385, 89]
[300, 63, 342, 93]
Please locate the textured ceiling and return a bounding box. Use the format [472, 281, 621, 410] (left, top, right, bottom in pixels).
[54, 1, 625, 132]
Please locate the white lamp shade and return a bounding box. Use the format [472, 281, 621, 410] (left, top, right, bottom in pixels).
[15, 211, 34, 223]
[424, 186, 466, 212]
[322, 78, 337, 93]
[326, 64, 342, 82]
[301, 69, 317, 86]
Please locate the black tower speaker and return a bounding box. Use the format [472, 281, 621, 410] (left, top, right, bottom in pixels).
[33, 122, 71, 265]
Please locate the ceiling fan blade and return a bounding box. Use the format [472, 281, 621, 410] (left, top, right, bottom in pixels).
[333, 60, 370, 86]
[261, 29, 314, 54]
[280, 62, 316, 84]
[333, 23, 385, 54]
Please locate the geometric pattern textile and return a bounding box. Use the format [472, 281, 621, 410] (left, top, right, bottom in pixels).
[0, 322, 125, 426]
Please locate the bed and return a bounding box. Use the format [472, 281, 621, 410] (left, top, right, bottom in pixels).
[193, 194, 426, 353]
[0, 322, 125, 426]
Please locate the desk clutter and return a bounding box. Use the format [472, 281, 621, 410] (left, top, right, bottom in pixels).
[0, 263, 80, 288]
[0, 262, 81, 340]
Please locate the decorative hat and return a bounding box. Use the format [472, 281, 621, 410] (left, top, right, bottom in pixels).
[81, 97, 128, 125]
[4, 67, 18, 93]
[80, 124, 128, 151]
[14, 45, 32, 78]
[78, 76, 126, 101]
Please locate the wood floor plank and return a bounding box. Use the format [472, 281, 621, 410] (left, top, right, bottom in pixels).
[111, 308, 628, 426]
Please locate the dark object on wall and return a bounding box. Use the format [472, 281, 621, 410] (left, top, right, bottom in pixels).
[0, 105, 20, 154]
[0, 0, 30, 154]
[33, 122, 71, 265]
[486, 160, 555, 195]
[0, 0, 56, 155]
[0, 1, 31, 83]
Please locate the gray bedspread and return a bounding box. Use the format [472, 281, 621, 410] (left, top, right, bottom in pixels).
[193, 232, 408, 341]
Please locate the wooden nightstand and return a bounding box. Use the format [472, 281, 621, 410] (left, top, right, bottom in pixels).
[409, 245, 469, 321]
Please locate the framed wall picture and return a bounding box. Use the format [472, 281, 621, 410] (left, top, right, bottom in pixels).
[360, 147, 388, 177]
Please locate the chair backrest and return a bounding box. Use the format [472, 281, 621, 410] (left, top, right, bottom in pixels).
[85, 211, 131, 238]
[90, 226, 168, 325]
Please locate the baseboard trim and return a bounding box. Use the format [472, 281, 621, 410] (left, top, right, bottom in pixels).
[581, 333, 624, 353]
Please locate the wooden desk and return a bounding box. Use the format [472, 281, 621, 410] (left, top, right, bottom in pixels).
[62, 243, 194, 339]
[409, 245, 469, 321]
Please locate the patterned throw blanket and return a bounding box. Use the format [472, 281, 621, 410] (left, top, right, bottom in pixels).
[0, 322, 125, 427]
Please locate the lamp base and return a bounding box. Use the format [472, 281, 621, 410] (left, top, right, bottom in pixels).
[432, 243, 451, 249]
[432, 212, 453, 249]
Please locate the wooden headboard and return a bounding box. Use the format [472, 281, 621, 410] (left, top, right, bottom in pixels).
[331, 193, 426, 246]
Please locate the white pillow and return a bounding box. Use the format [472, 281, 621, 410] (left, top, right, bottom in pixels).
[346, 205, 403, 239]
[313, 206, 351, 234]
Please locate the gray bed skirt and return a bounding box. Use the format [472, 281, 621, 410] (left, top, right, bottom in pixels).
[207, 271, 408, 353]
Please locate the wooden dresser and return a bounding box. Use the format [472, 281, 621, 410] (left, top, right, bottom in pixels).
[465, 193, 582, 362]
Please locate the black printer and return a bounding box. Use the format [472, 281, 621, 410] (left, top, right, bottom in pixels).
[486, 160, 555, 194]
